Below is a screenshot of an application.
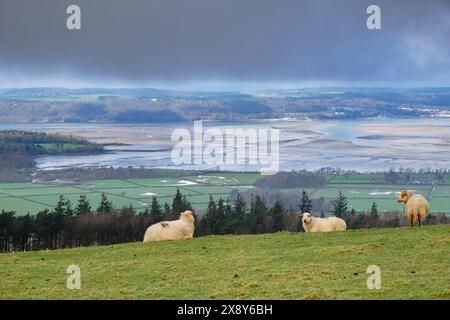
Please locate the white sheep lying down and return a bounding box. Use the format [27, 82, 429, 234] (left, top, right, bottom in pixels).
[301, 212, 347, 233]
[143, 210, 195, 243]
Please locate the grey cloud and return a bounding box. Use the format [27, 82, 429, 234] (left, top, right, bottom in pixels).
[0, 0, 449, 87]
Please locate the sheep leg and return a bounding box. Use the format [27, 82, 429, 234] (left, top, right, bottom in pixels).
[410, 217, 413, 228]
[418, 216, 421, 227]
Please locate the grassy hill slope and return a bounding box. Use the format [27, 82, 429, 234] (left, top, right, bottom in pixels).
[1, 225, 449, 300]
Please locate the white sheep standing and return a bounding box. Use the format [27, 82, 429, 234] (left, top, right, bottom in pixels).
[143, 210, 195, 243]
[397, 190, 430, 227]
[301, 212, 347, 233]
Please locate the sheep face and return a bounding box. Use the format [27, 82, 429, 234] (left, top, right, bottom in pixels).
[397, 190, 414, 204]
[302, 212, 313, 225]
[180, 210, 195, 224]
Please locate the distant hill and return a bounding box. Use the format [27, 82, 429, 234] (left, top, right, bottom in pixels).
[0, 130, 103, 181]
[0, 224, 449, 299]
[1, 87, 450, 123]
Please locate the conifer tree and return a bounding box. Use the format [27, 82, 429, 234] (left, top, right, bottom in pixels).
[299, 190, 312, 213]
[149, 196, 163, 223]
[271, 197, 285, 232]
[75, 194, 91, 216]
[97, 193, 114, 214]
[332, 191, 348, 218]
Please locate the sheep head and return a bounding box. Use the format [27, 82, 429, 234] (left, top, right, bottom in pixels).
[302, 212, 313, 225]
[180, 210, 195, 223]
[397, 190, 414, 204]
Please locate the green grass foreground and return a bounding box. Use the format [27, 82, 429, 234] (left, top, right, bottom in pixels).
[1, 225, 449, 300]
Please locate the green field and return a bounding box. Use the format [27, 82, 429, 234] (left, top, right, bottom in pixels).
[1, 172, 450, 215]
[0, 225, 449, 299]
[0, 174, 261, 214]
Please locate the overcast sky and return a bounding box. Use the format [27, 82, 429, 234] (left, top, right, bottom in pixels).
[0, 0, 449, 89]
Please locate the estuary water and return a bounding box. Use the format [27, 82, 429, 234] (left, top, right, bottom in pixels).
[2, 118, 450, 172]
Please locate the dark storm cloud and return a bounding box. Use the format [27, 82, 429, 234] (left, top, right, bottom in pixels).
[0, 0, 449, 87]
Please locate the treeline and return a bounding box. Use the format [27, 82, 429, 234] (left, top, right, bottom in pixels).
[0, 130, 94, 147]
[384, 170, 446, 185]
[201, 190, 449, 235]
[0, 130, 102, 162]
[323, 191, 448, 229]
[113, 109, 185, 123]
[0, 189, 192, 252]
[255, 172, 327, 189]
[1, 189, 449, 253]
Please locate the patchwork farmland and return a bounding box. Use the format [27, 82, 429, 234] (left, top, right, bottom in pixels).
[0, 173, 260, 214]
[0, 172, 449, 215]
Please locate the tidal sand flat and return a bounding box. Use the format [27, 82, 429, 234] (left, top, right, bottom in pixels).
[2, 118, 450, 172]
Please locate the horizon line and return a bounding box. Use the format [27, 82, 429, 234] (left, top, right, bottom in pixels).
[2, 84, 450, 92]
